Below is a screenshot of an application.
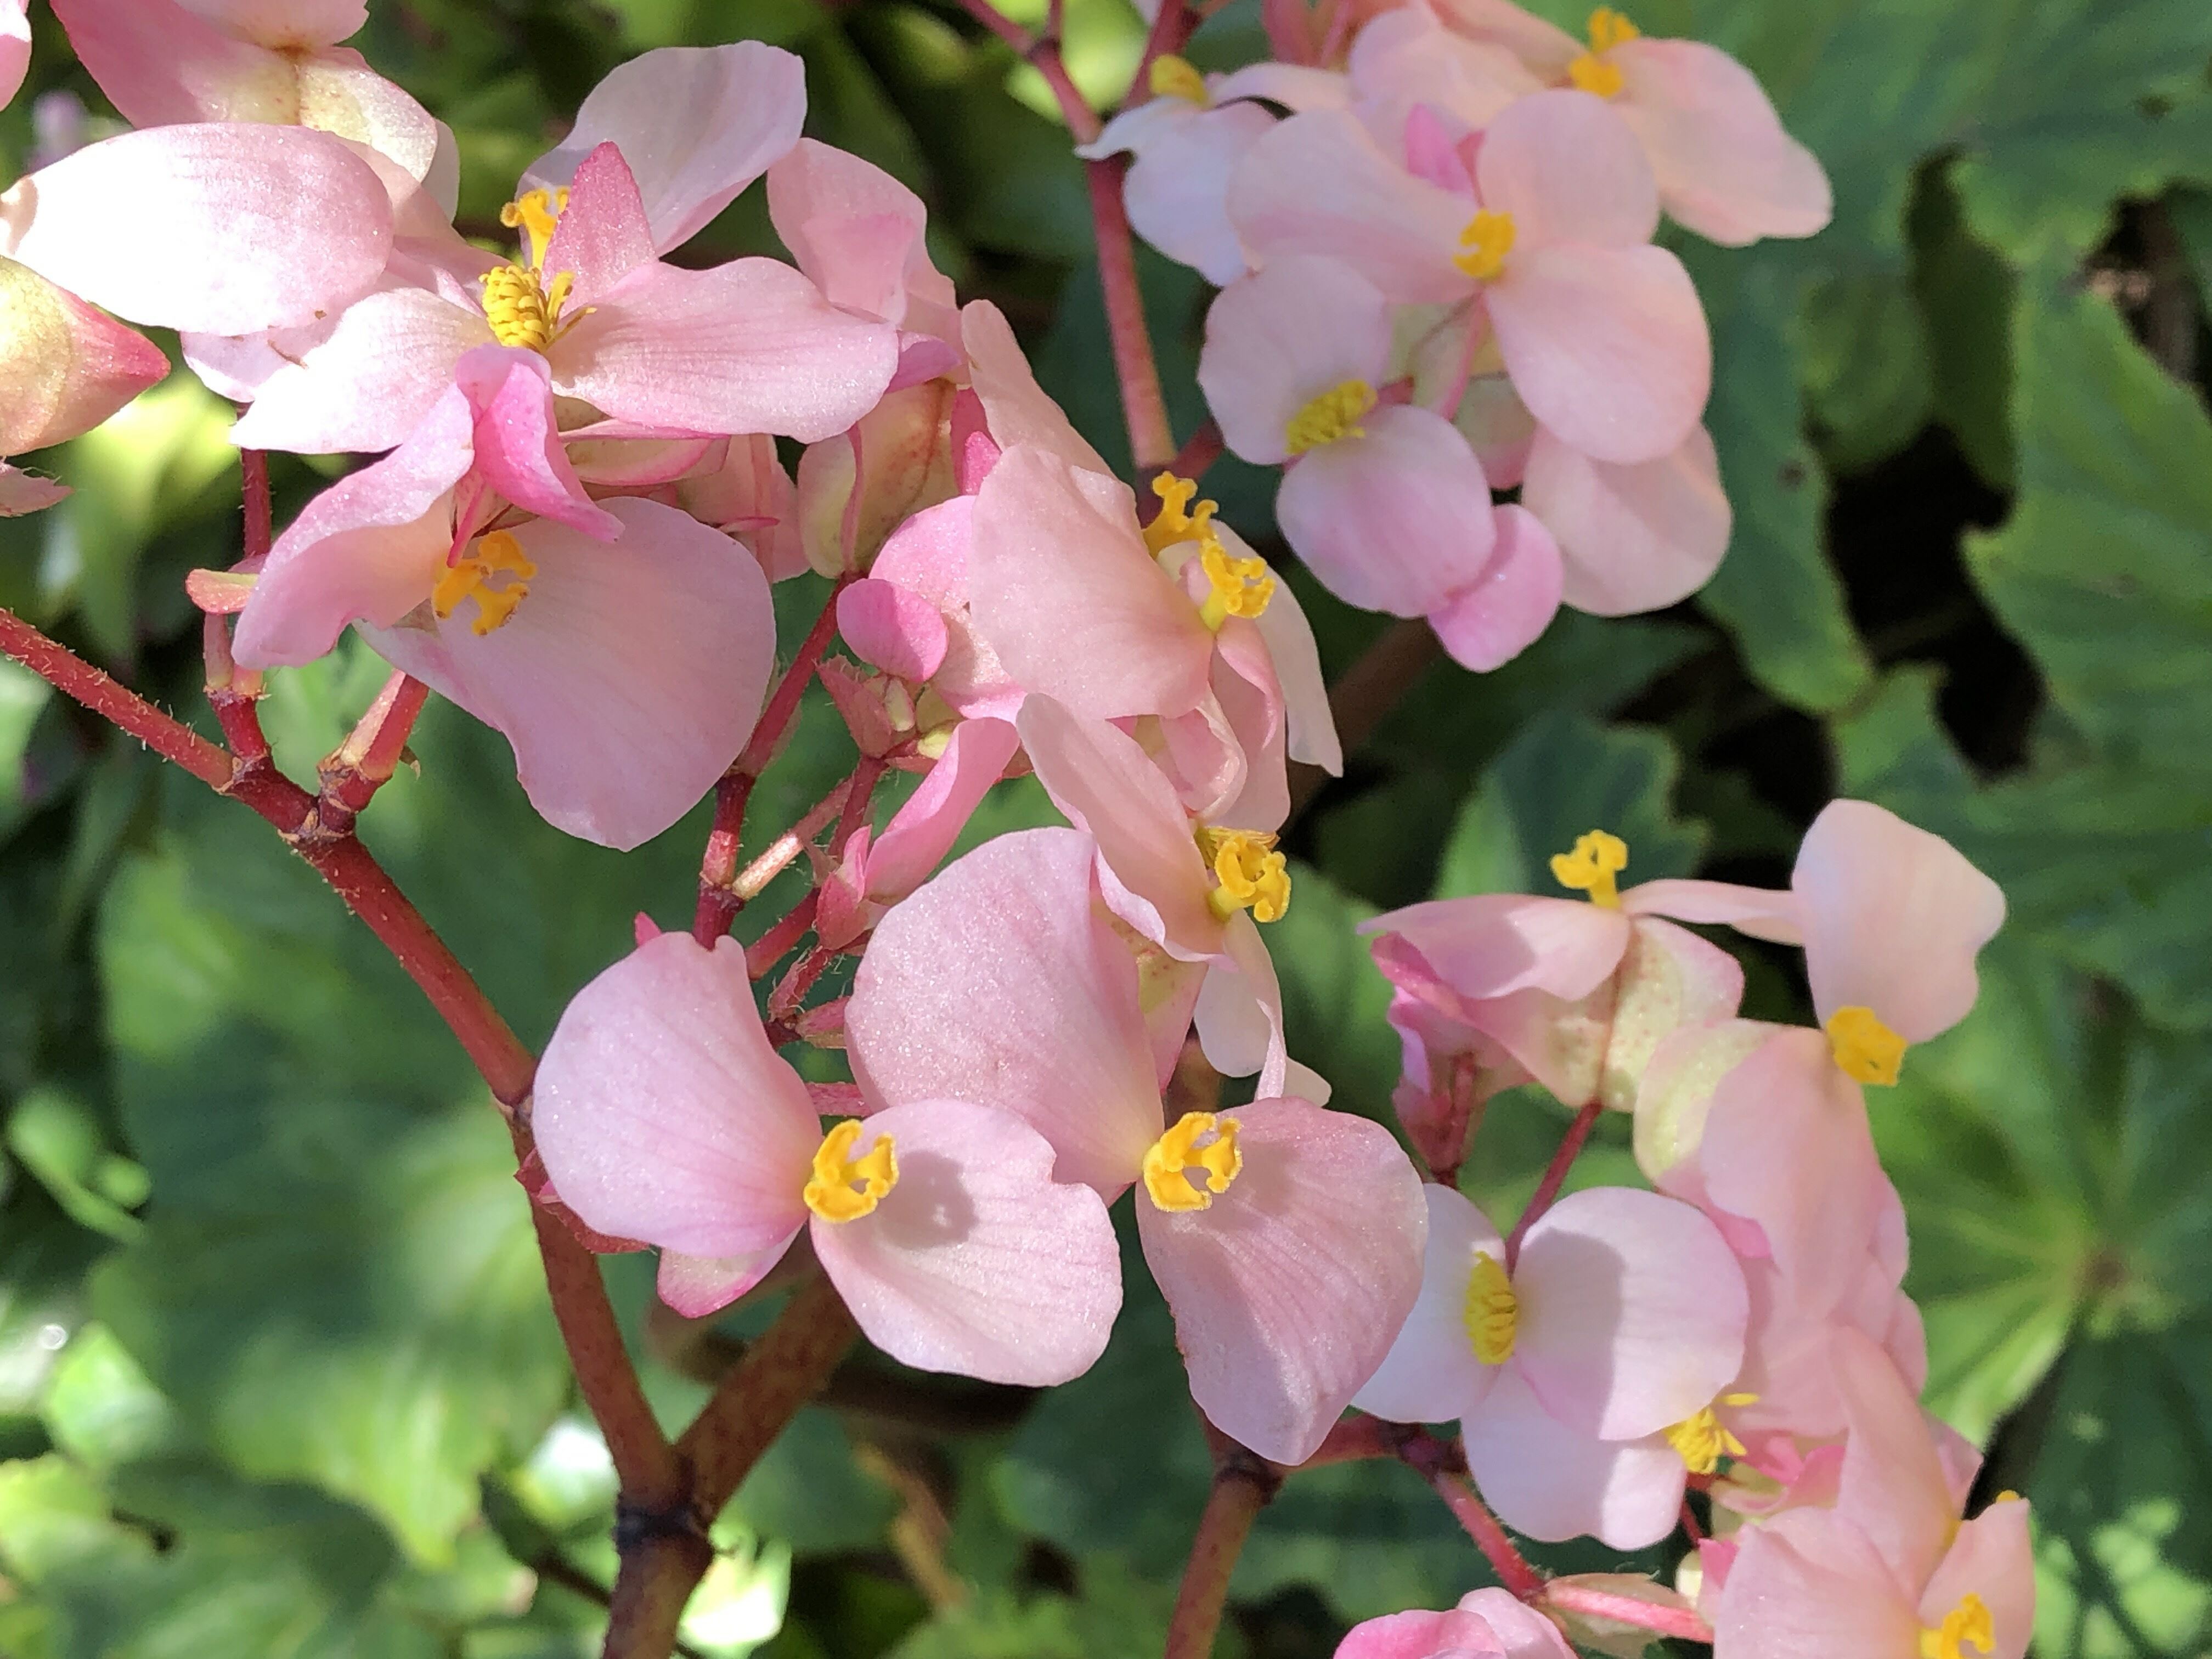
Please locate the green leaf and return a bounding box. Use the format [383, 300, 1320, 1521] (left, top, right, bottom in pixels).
[889, 1555, 1223, 1659]
[1801, 267, 1934, 472]
[1910, 167, 2019, 490]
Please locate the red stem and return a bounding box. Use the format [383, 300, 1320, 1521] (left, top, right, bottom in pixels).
[240, 449, 273, 561]
[1165, 420, 1224, 486]
[1431, 1470, 1547, 1601]
[1165, 1459, 1275, 1659]
[1, 609, 234, 789]
[319, 671, 431, 833]
[831, 753, 886, 855]
[1130, 0, 1201, 98]
[1504, 1099, 1602, 1268]
[1541, 1581, 1714, 1644]
[746, 890, 820, 980]
[1085, 155, 1176, 473]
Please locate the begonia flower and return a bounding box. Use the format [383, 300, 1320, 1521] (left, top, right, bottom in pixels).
[1, 256, 172, 464]
[531, 929, 1122, 1387]
[233, 346, 774, 849]
[847, 826, 1426, 1463]
[1336, 1586, 1576, 1659]
[676, 433, 808, 581]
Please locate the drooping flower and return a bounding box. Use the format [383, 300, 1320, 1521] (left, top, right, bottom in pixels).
[1335, 1586, 1577, 1659]
[846, 826, 1427, 1463]
[531, 929, 1124, 1386]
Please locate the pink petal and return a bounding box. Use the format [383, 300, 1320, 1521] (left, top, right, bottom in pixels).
[838, 577, 949, 684]
[1793, 799, 2006, 1040]
[1137, 1097, 1427, 1463]
[1919, 1500, 2034, 1659]
[543, 142, 658, 307]
[1336, 1593, 1572, 1659]
[677, 432, 806, 579]
[1613, 39, 1832, 246]
[449, 345, 620, 538]
[968, 444, 1215, 720]
[554, 256, 898, 443]
[1207, 61, 1356, 110]
[2, 123, 392, 334]
[1243, 579, 1339, 778]
[1207, 621, 1289, 830]
[1714, 1508, 1921, 1659]
[810, 1099, 1122, 1386]
[363, 496, 775, 850]
[1521, 424, 1729, 614]
[767, 138, 955, 328]
[1199, 255, 1394, 465]
[1461, 1367, 1686, 1548]
[863, 716, 1020, 902]
[847, 827, 1164, 1196]
[561, 432, 719, 489]
[1513, 1186, 1747, 1438]
[173, 0, 364, 47]
[1421, 0, 1580, 72]
[1017, 695, 1223, 960]
[657, 1247, 792, 1319]
[1830, 1325, 1963, 1592]
[1362, 894, 1632, 1001]
[1427, 501, 1564, 671]
[532, 931, 817, 1259]
[292, 49, 442, 183]
[227, 285, 490, 455]
[1622, 876, 1804, 944]
[0, 462, 67, 516]
[960, 300, 1113, 475]
[1347, 6, 1544, 128]
[1485, 246, 1709, 467]
[0, 258, 171, 454]
[1353, 1183, 1504, 1425]
[1195, 911, 1289, 1093]
[1120, 101, 1278, 287]
[0, 0, 26, 111]
[50, 0, 294, 128]
[1598, 916, 1745, 1110]
[523, 42, 805, 253]
[1277, 404, 1498, 616]
[1452, 1590, 1580, 1659]
[1475, 89, 1660, 249]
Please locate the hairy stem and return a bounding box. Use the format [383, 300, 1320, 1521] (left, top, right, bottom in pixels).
[1086, 155, 1176, 473]
[318, 670, 431, 834]
[1540, 1579, 1714, 1644]
[1504, 1099, 1602, 1268]
[1430, 1470, 1548, 1601]
[679, 1274, 862, 1511]
[1, 609, 234, 788]
[1167, 1435, 1281, 1659]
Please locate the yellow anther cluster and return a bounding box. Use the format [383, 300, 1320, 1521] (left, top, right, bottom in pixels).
[1285, 379, 1377, 455]
[1199, 537, 1276, 629]
[1551, 829, 1628, 909]
[1662, 1394, 1756, 1474]
[804, 1119, 900, 1223]
[482, 186, 585, 353]
[1567, 7, 1640, 98]
[1143, 1110, 1244, 1212]
[1918, 1593, 1995, 1659]
[1145, 472, 1217, 555]
[1197, 825, 1291, 923]
[1454, 210, 1516, 281]
[1463, 1250, 1517, 1363]
[432, 529, 537, 635]
[501, 185, 569, 270]
[1149, 53, 1209, 106]
[1826, 1005, 1906, 1086]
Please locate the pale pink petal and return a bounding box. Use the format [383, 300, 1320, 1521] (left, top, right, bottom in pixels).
[1454, 369, 1537, 484]
[1074, 94, 1193, 163]
[1277, 404, 1498, 616]
[49, 0, 294, 127]
[1714, 1508, 1921, 1659]
[1792, 799, 2006, 1040]
[449, 345, 620, 537]
[0, 463, 67, 516]
[968, 444, 1215, 719]
[863, 716, 1020, 902]
[1613, 39, 1832, 246]
[1362, 894, 1632, 1001]
[523, 42, 806, 253]
[1598, 915, 1745, 1110]
[532, 932, 817, 1259]
[294, 49, 441, 183]
[1121, 101, 1278, 287]
[839, 578, 949, 683]
[1427, 501, 1564, 671]
[1195, 912, 1289, 1093]
[810, 1099, 1121, 1386]
[847, 827, 1164, 1195]
[1424, 0, 1579, 73]
[0, 258, 171, 454]
[1208, 62, 1355, 110]
[1017, 695, 1222, 959]
[227, 285, 490, 454]
[1347, 6, 1543, 128]
[2, 123, 392, 334]
[869, 490, 971, 608]
[1521, 424, 1729, 614]
[1830, 1325, 1962, 1591]
[677, 432, 806, 578]
[768, 138, 953, 327]
[657, 1246, 793, 1318]
[1245, 568, 1339, 772]
[1475, 88, 1660, 248]
[1207, 620, 1289, 830]
[543, 142, 657, 306]
[1228, 109, 1470, 304]
[1513, 1186, 1747, 1440]
[363, 497, 775, 850]
[173, 0, 363, 48]
[1630, 1017, 1770, 1197]
[1621, 876, 1804, 943]
[561, 432, 719, 489]
[1353, 1183, 1503, 1425]
[1462, 1368, 1686, 1548]
[1199, 255, 1394, 465]
[1919, 1500, 2034, 1659]
[1138, 1097, 1426, 1463]
[960, 300, 1113, 475]
[1, 0, 27, 111]
[1335, 1609, 1503, 1659]
[553, 256, 898, 443]
[1485, 246, 1708, 467]
[1452, 1590, 1578, 1659]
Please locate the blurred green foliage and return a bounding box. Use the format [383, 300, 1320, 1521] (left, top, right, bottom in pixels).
[1, 0, 2210, 1654]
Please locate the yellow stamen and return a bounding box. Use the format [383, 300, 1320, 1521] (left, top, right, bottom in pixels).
[1918, 1593, 1995, 1659]
[1454, 210, 1516, 281]
[432, 529, 537, 635]
[1142, 1111, 1244, 1212]
[1284, 379, 1377, 455]
[1149, 53, 1209, 106]
[1197, 825, 1290, 922]
[1550, 830, 1628, 908]
[500, 185, 571, 272]
[1826, 1006, 1906, 1086]
[1197, 535, 1275, 629]
[1144, 472, 1217, 555]
[1566, 8, 1639, 98]
[803, 1119, 899, 1223]
[480, 263, 579, 353]
[1463, 1250, 1517, 1364]
[1662, 1393, 1758, 1474]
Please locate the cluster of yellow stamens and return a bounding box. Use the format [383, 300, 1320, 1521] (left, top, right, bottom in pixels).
[1826, 1005, 1907, 1086]
[432, 529, 537, 635]
[1197, 825, 1291, 923]
[1147, 474, 1276, 630]
[1567, 7, 1640, 99]
[1143, 1110, 1244, 1212]
[481, 187, 585, 353]
[1148, 53, 1209, 106]
[1662, 1393, 1757, 1474]
[1455, 210, 1516, 281]
[1285, 380, 1377, 455]
[1463, 1250, 1518, 1363]
[1551, 830, 1628, 909]
[803, 1119, 900, 1223]
[1918, 1593, 1995, 1659]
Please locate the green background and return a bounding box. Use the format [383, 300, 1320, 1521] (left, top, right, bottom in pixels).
[2, 0, 2210, 1652]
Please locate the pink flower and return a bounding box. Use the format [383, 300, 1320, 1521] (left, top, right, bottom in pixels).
[221, 48, 898, 458]
[1714, 1329, 2033, 1659]
[531, 929, 1122, 1386]
[52, 0, 443, 187]
[1336, 1587, 1576, 1659]
[846, 826, 1427, 1462]
[1229, 89, 1709, 465]
[233, 346, 775, 850]
[1, 257, 172, 460]
[1355, 1183, 1747, 1547]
